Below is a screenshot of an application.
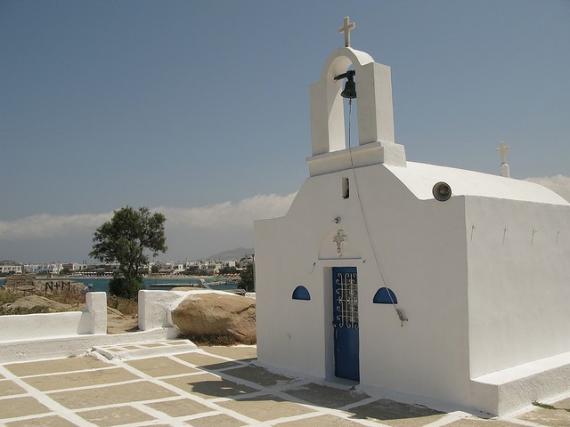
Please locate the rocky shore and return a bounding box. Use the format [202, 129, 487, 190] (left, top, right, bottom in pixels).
[4, 274, 87, 296]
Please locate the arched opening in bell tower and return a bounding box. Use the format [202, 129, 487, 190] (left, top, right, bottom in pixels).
[340, 66, 360, 152]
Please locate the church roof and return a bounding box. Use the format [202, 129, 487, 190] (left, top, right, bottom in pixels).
[386, 161, 568, 206]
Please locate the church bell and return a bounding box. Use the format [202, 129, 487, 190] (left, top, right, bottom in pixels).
[334, 70, 357, 99]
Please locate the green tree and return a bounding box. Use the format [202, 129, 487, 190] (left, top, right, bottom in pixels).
[238, 263, 254, 292]
[90, 207, 167, 299]
[219, 266, 238, 275]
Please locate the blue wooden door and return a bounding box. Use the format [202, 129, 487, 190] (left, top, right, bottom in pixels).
[332, 267, 360, 381]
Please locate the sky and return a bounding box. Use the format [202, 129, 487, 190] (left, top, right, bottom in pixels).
[1, 0, 569, 262]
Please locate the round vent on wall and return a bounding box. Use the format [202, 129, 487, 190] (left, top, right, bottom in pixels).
[433, 182, 452, 202]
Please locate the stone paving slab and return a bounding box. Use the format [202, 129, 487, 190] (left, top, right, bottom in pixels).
[121, 345, 142, 350]
[5, 415, 77, 427]
[276, 414, 364, 426]
[146, 397, 213, 417]
[169, 340, 193, 346]
[188, 413, 245, 427]
[77, 405, 155, 426]
[0, 396, 50, 419]
[284, 383, 369, 408]
[127, 356, 200, 377]
[175, 352, 239, 370]
[139, 342, 168, 348]
[518, 406, 570, 427]
[219, 393, 314, 421]
[201, 345, 257, 361]
[0, 379, 26, 396]
[23, 367, 137, 391]
[347, 398, 446, 427]
[93, 340, 198, 362]
[164, 372, 256, 398]
[48, 380, 177, 409]
[223, 365, 294, 387]
[5, 356, 108, 377]
[102, 347, 125, 352]
[445, 419, 522, 426]
[0, 343, 566, 427]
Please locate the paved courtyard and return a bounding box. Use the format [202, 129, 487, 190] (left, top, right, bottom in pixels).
[0, 342, 568, 426]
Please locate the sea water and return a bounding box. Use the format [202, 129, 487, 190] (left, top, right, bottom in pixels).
[0, 277, 237, 292]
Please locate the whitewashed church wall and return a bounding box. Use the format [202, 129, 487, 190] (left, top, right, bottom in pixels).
[0, 292, 107, 342]
[255, 216, 329, 378]
[466, 197, 570, 378]
[352, 166, 472, 408]
[255, 164, 474, 408]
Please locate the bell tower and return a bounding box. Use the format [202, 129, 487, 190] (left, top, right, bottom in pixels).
[307, 17, 406, 176]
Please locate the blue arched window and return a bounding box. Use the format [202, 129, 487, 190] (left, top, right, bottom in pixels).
[373, 287, 397, 304]
[292, 285, 311, 301]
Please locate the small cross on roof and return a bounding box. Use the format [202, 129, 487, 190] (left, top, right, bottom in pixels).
[498, 142, 510, 164]
[339, 16, 356, 47]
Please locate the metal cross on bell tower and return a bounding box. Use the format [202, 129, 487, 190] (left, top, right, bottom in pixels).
[338, 16, 356, 47]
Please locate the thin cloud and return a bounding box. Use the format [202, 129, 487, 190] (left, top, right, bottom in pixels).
[160, 193, 295, 229]
[0, 193, 295, 241]
[0, 212, 111, 240]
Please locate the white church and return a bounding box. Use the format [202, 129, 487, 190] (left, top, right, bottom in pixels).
[254, 18, 570, 416]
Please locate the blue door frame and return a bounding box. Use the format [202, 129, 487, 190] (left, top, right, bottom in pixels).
[332, 267, 360, 381]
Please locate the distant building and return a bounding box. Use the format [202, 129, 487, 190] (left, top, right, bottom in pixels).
[47, 264, 63, 275]
[62, 263, 87, 272]
[24, 264, 46, 274]
[0, 265, 23, 274]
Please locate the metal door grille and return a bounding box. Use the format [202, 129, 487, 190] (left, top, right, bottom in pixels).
[334, 271, 359, 328]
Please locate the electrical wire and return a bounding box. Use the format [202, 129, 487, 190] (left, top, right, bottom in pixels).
[345, 98, 402, 321]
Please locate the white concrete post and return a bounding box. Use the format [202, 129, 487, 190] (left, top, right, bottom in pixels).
[138, 290, 185, 331]
[310, 79, 346, 155]
[86, 292, 107, 335]
[357, 62, 395, 145]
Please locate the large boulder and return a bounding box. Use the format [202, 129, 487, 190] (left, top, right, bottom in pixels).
[4, 275, 87, 297]
[171, 292, 256, 344]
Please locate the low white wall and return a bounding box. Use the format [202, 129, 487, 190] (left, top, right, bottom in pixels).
[0, 292, 107, 342]
[471, 350, 570, 416]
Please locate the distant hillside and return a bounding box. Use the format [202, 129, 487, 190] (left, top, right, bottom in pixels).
[207, 247, 253, 261]
[0, 260, 20, 265]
